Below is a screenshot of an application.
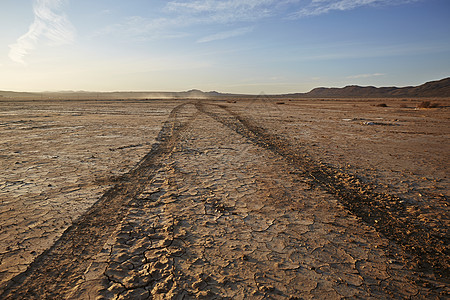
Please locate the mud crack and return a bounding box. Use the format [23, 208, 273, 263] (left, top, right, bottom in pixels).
[196, 101, 449, 280]
[0, 103, 196, 299]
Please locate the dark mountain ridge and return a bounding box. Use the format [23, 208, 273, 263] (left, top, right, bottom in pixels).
[290, 77, 450, 98]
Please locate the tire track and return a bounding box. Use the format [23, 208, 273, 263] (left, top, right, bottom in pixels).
[0, 103, 197, 299]
[196, 101, 449, 281]
[1, 100, 447, 299]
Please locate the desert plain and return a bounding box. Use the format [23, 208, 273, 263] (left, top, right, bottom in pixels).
[0, 97, 448, 299]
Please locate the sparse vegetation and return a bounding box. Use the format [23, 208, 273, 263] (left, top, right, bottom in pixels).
[416, 101, 440, 108]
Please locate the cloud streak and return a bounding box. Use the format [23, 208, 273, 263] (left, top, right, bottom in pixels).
[197, 27, 254, 43]
[9, 0, 75, 64]
[291, 0, 418, 18]
[165, 0, 278, 23]
[347, 73, 385, 79]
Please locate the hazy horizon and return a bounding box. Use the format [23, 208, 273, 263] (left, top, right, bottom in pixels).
[1, 76, 449, 95]
[1, 0, 449, 94]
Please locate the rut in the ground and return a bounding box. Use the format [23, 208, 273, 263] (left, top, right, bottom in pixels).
[196, 102, 449, 279]
[0, 103, 197, 299]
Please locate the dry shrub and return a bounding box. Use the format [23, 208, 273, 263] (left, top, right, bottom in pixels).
[226, 99, 237, 103]
[376, 103, 388, 107]
[276, 101, 285, 105]
[417, 101, 440, 108]
[399, 104, 408, 108]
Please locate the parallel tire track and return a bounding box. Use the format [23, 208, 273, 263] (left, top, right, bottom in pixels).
[1, 100, 447, 299]
[0, 103, 195, 299]
[196, 101, 449, 281]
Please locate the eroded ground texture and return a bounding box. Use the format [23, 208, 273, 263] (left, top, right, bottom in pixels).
[0, 98, 448, 299]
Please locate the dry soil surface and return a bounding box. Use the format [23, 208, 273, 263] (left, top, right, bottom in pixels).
[0, 98, 448, 299]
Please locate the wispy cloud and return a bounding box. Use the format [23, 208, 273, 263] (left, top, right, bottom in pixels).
[9, 0, 75, 65]
[197, 27, 254, 43]
[291, 0, 418, 18]
[97, 1, 276, 42]
[347, 73, 385, 79]
[97, 0, 420, 43]
[165, 0, 278, 23]
[167, 0, 419, 21]
[94, 15, 191, 42]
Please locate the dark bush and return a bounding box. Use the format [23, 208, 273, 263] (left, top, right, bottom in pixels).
[417, 101, 440, 108]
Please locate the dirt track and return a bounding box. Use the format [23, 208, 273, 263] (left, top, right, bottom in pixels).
[0, 99, 449, 299]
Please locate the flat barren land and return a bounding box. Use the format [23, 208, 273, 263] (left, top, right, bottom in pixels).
[0, 97, 448, 299]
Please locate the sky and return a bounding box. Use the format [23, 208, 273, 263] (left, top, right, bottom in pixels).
[0, 0, 449, 94]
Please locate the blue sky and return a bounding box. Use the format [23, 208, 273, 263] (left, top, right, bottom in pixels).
[1, 0, 449, 94]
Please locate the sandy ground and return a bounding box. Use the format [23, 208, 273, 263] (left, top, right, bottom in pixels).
[0, 98, 448, 299]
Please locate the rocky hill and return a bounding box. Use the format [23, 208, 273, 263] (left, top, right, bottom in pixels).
[294, 77, 450, 98]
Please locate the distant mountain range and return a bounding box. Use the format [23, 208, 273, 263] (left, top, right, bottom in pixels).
[1, 77, 449, 100]
[286, 77, 450, 98]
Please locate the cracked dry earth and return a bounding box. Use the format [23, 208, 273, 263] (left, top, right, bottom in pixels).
[1, 99, 449, 299]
